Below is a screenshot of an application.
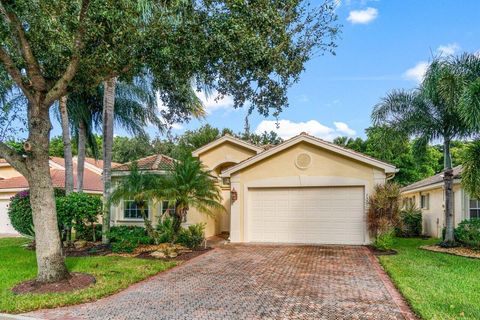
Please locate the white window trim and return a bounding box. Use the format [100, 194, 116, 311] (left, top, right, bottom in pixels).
[123, 199, 150, 221]
[469, 197, 480, 219]
[421, 194, 429, 210]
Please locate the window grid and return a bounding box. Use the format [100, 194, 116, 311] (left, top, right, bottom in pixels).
[470, 199, 480, 219]
[124, 200, 149, 220]
[421, 194, 429, 210]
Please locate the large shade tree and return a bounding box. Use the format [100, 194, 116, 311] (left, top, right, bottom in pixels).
[0, 0, 339, 282]
[372, 54, 480, 244]
[0, 0, 170, 282]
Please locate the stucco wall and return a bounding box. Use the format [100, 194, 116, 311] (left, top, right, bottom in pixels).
[196, 141, 258, 175]
[228, 141, 386, 243]
[187, 141, 256, 237]
[402, 183, 465, 238]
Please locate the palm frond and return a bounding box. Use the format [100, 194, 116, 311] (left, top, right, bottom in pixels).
[461, 140, 480, 199]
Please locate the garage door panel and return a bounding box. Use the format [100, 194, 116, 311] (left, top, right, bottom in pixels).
[248, 187, 365, 244]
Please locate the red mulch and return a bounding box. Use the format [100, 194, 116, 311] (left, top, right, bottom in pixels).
[136, 247, 212, 261]
[12, 272, 96, 294]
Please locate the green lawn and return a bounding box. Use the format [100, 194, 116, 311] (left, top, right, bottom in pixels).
[0, 237, 176, 314]
[379, 238, 480, 320]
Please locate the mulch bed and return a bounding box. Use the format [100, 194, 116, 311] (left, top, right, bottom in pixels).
[367, 246, 398, 256]
[420, 245, 480, 259]
[48, 241, 211, 262]
[12, 272, 96, 294]
[66, 243, 111, 257]
[136, 247, 212, 261]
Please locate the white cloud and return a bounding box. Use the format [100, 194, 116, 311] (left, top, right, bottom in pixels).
[347, 7, 378, 24]
[404, 43, 462, 83]
[334, 121, 356, 136]
[254, 119, 356, 141]
[437, 43, 460, 56]
[404, 61, 429, 83]
[196, 91, 234, 114]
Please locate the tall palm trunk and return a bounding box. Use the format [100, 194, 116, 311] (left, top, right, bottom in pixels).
[26, 102, 69, 282]
[59, 96, 74, 194]
[76, 121, 87, 192]
[102, 77, 117, 244]
[443, 139, 455, 243]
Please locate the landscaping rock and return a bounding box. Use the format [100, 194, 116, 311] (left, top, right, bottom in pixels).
[167, 252, 178, 258]
[150, 250, 167, 259]
[74, 240, 88, 249]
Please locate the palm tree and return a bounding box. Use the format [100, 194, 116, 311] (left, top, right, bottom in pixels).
[453, 53, 480, 201]
[154, 156, 224, 233]
[372, 56, 474, 244]
[462, 140, 480, 200]
[102, 77, 117, 244]
[58, 96, 74, 194]
[109, 162, 160, 242]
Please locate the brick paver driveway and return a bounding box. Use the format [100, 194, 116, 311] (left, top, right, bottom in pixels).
[27, 245, 412, 320]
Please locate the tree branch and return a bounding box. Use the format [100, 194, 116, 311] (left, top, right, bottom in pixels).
[44, 0, 90, 106]
[0, 46, 35, 103]
[0, 1, 46, 91]
[0, 141, 27, 176]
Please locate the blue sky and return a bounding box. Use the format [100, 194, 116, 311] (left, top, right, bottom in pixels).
[51, 1, 480, 141]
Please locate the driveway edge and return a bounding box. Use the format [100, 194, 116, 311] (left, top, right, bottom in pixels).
[364, 247, 418, 320]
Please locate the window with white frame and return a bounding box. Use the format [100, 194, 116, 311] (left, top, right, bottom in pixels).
[470, 198, 480, 219]
[420, 194, 429, 210]
[123, 200, 149, 220]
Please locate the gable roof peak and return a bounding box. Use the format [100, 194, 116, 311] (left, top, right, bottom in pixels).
[220, 133, 397, 177]
[192, 134, 264, 157]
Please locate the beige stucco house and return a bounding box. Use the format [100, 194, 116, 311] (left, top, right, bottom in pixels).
[401, 166, 478, 238]
[111, 133, 398, 245]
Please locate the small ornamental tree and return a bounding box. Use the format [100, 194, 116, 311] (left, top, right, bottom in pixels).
[367, 183, 401, 250]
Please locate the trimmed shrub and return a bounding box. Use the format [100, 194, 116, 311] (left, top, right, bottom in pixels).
[8, 189, 66, 236]
[156, 217, 175, 243]
[57, 192, 102, 241]
[455, 219, 480, 249]
[108, 226, 153, 253]
[397, 203, 422, 237]
[177, 223, 205, 249]
[111, 240, 138, 253]
[76, 224, 103, 242]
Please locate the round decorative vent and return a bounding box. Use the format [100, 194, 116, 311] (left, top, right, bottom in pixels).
[295, 153, 312, 169]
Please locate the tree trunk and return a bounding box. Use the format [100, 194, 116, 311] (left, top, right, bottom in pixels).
[102, 77, 117, 244]
[139, 204, 159, 244]
[59, 96, 74, 195]
[443, 139, 455, 243]
[77, 121, 87, 192]
[172, 206, 187, 234]
[26, 102, 69, 282]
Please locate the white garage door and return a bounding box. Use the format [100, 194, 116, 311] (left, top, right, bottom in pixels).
[248, 187, 365, 244]
[0, 199, 18, 235]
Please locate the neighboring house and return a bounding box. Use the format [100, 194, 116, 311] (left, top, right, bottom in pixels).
[401, 166, 477, 238]
[110, 154, 177, 228]
[0, 157, 104, 235]
[111, 133, 397, 245]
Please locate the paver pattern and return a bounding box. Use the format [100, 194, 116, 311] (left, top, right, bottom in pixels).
[27, 245, 407, 320]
